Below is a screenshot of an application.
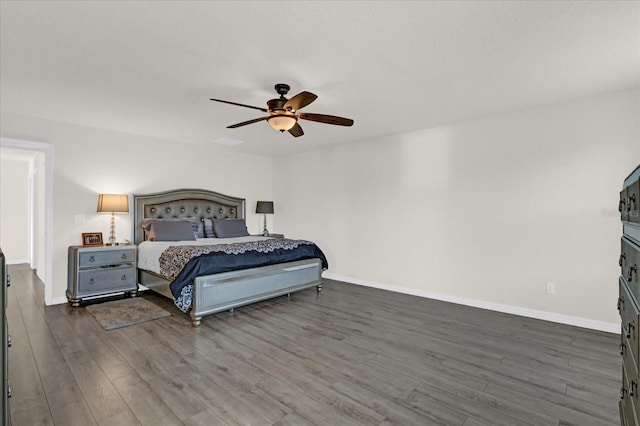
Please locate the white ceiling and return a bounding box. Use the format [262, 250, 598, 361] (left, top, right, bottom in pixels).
[1, 1, 638, 157]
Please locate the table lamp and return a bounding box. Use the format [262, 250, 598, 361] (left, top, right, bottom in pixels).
[255, 201, 274, 237]
[97, 194, 129, 245]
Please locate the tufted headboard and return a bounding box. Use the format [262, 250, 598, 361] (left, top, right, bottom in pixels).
[133, 188, 246, 244]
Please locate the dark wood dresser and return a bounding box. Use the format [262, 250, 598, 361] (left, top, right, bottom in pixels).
[1, 249, 10, 426]
[619, 164, 640, 425]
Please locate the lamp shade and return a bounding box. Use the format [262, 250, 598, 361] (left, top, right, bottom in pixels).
[255, 201, 274, 214]
[97, 194, 129, 213]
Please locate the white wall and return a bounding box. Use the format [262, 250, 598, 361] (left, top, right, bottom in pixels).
[1, 112, 274, 303]
[274, 89, 640, 326]
[0, 157, 29, 263]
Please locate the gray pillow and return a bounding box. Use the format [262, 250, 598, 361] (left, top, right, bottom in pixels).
[141, 219, 196, 241]
[212, 218, 249, 238]
[141, 217, 199, 239]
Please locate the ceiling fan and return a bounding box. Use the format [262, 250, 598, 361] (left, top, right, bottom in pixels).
[210, 83, 354, 137]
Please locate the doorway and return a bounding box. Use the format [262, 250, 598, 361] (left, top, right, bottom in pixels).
[0, 138, 53, 305]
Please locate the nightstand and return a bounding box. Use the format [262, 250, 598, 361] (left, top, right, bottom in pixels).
[67, 245, 137, 307]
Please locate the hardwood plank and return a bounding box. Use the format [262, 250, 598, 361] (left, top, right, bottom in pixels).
[483, 381, 618, 426]
[7, 268, 620, 426]
[331, 379, 447, 426]
[60, 350, 131, 423]
[111, 373, 183, 426]
[255, 375, 363, 426]
[411, 380, 559, 426]
[182, 408, 233, 426]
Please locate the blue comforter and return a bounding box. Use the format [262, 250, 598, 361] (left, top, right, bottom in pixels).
[158, 239, 328, 312]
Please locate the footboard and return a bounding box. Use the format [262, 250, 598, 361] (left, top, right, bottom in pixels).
[190, 258, 323, 326]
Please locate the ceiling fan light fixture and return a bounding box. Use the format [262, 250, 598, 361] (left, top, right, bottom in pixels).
[268, 115, 297, 132]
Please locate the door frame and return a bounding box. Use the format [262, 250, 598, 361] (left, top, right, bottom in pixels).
[0, 137, 54, 305]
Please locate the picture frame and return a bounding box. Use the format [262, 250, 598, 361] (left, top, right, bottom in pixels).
[82, 232, 103, 247]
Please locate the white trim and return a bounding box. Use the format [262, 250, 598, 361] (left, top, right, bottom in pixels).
[28, 167, 35, 268]
[323, 273, 619, 334]
[0, 137, 54, 305]
[6, 259, 29, 265]
[49, 296, 68, 306]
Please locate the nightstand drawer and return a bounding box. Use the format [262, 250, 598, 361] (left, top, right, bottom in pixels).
[78, 266, 136, 294]
[79, 249, 134, 267]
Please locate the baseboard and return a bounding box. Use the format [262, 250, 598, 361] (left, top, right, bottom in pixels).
[6, 259, 29, 265]
[323, 273, 619, 334]
[48, 296, 68, 306]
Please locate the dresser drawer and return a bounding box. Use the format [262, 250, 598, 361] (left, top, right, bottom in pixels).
[623, 325, 639, 382]
[620, 277, 640, 367]
[629, 179, 640, 224]
[622, 187, 630, 222]
[622, 237, 640, 296]
[77, 266, 136, 295]
[79, 249, 135, 267]
[622, 364, 640, 426]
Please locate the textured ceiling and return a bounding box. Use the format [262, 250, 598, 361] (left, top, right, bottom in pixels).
[1, 1, 638, 157]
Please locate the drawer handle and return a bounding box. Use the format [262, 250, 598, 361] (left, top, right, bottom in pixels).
[121, 253, 127, 260]
[620, 253, 626, 267]
[632, 380, 638, 397]
[626, 321, 635, 339]
[629, 194, 637, 212]
[89, 278, 95, 285]
[121, 274, 127, 281]
[6, 274, 10, 287]
[622, 386, 628, 399]
[621, 342, 626, 355]
[618, 297, 625, 312]
[7, 385, 11, 398]
[89, 255, 95, 262]
[629, 265, 638, 282]
[7, 334, 10, 348]
[620, 199, 627, 213]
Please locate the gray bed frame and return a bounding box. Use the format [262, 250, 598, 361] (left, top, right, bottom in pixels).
[133, 188, 323, 326]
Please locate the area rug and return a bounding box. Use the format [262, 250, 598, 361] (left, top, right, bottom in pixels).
[85, 297, 171, 330]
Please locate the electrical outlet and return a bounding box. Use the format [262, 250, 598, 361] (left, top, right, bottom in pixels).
[546, 282, 555, 295]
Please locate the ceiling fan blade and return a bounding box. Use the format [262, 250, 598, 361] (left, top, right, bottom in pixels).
[284, 91, 318, 112]
[299, 112, 354, 127]
[227, 116, 269, 128]
[288, 122, 304, 137]
[210, 98, 268, 113]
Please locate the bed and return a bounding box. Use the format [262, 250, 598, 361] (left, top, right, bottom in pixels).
[133, 188, 327, 326]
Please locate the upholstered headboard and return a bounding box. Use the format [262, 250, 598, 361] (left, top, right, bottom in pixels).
[133, 188, 246, 244]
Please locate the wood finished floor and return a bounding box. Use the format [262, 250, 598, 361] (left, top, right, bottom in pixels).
[6, 263, 619, 426]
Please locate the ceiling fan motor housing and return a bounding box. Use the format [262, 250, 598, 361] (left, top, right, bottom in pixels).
[267, 98, 288, 112]
[274, 83, 290, 97]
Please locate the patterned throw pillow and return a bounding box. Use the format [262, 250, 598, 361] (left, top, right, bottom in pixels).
[203, 218, 215, 238]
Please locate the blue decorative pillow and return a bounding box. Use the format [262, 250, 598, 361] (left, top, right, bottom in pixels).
[212, 218, 249, 238]
[141, 219, 197, 241]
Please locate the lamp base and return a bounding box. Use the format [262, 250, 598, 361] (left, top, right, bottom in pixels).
[262, 214, 270, 237]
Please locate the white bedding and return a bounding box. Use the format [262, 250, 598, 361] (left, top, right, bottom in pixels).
[137, 236, 270, 275]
